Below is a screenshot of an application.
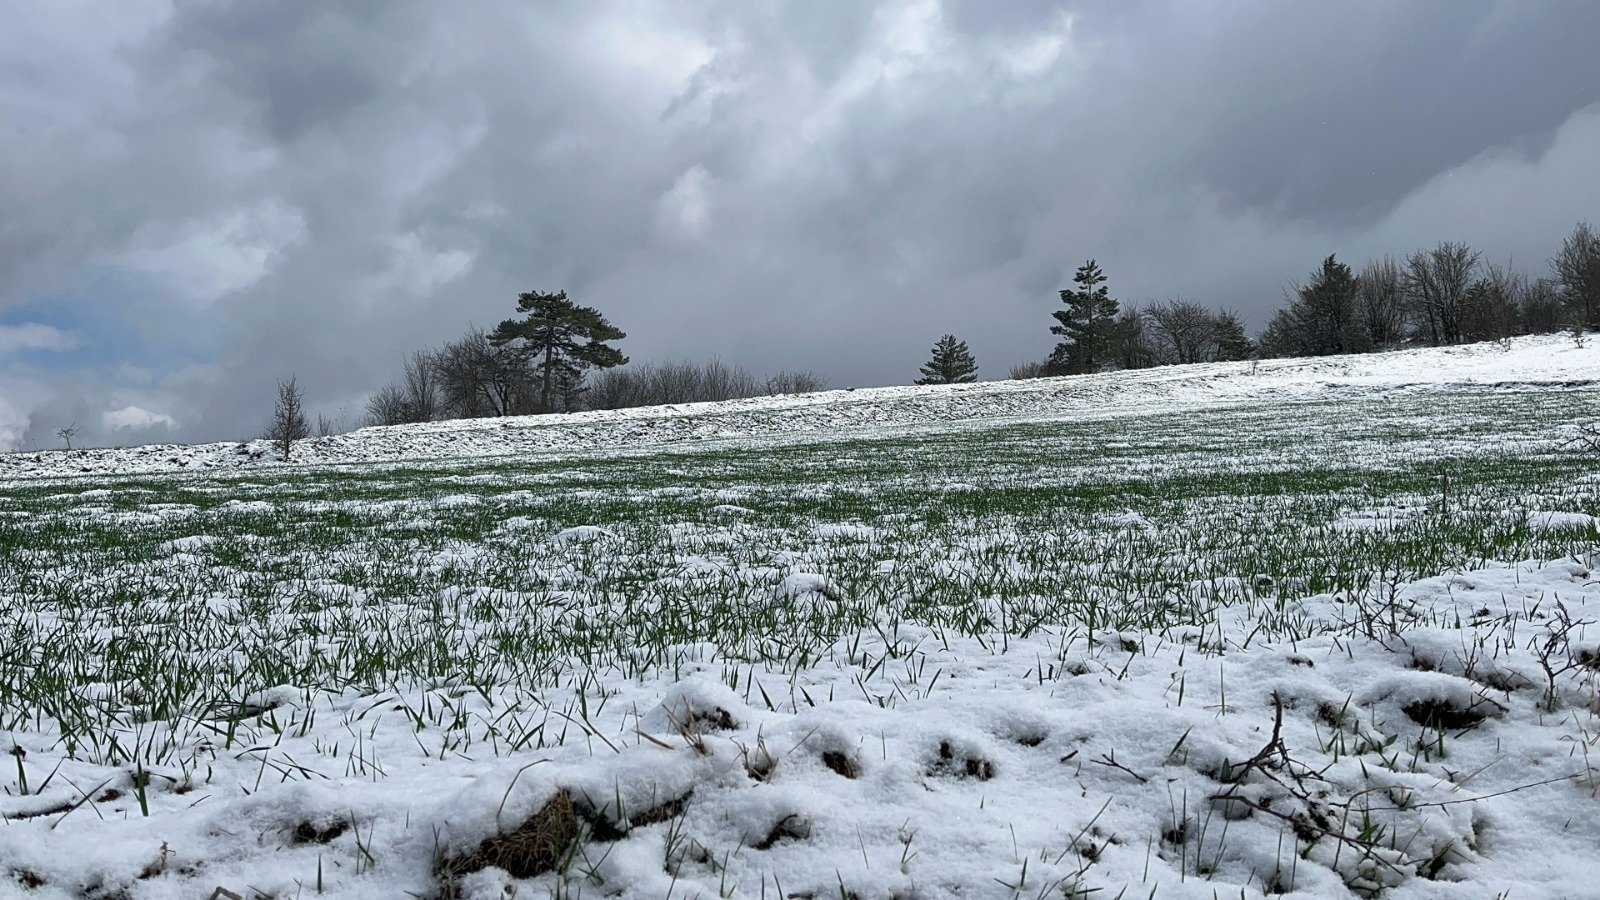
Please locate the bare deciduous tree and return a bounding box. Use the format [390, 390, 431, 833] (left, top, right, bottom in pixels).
[365, 383, 412, 427]
[1112, 306, 1156, 370]
[1145, 298, 1219, 365]
[1464, 261, 1523, 345]
[401, 350, 439, 421]
[1357, 256, 1407, 348]
[55, 422, 79, 450]
[1552, 221, 1600, 330]
[1521, 277, 1564, 335]
[366, 349, 444, 426]
[432, 327, 535, 418]
[1403, 242, 1480, 346]
[315, 413, 342, 437]
[265, 376, 310, 461]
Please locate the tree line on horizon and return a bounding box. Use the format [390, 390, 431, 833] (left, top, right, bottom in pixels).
[1004, 220, 1600, 380]
[359, 289, 830, 429]
[257, 219, 1599, 455]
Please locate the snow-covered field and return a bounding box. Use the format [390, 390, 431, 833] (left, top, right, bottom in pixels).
[3, 336, 1600, 900]
[3, 335, 1595, 480]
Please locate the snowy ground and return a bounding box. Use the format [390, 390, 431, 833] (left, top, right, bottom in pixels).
[3, 334, 1596, 480]
[3, 337, 1600, 899]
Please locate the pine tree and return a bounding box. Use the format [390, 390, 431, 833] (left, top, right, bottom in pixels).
[488, 290, 627, 414]
[1049, 260, 1120, 375]
[915, 334, 979, 384]
[1213, 311, 1256, 361]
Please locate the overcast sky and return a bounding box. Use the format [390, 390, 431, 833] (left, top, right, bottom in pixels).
[2, 0, 1597, 449]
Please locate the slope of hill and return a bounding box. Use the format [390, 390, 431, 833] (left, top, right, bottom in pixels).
[3, 334, 1595, 480]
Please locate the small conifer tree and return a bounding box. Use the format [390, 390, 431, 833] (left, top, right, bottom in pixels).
[1213, 310, 1256, 361]
[1049, 260, 1120, 374]
[916, 334, 979, 384]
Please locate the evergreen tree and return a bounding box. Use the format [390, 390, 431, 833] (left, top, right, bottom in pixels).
[915, 334, 979, 384]
[1049, 260, 1120, 374]
[1213, 310, 1256, 361]
[488, 290, 627, 414]
[1260, 255, 1366, 357]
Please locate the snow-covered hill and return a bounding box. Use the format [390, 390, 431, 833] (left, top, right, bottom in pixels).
[4, 335, 1600, 899]
[4, 335, 1595, 481]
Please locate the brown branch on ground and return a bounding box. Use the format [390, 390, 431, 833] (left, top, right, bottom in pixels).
[1092, 750, 1149, 784]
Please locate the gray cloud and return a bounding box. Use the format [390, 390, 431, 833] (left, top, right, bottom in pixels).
[1, 0, 1596, 449]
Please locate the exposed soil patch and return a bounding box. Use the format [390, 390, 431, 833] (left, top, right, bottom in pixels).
[822, 750, 859, 779]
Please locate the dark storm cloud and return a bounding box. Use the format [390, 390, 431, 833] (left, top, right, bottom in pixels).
[1144, 1, 1600, 224]
[1, 0, 1596, 449]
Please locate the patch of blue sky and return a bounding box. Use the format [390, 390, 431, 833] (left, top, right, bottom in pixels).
[1, 268, 224, 375]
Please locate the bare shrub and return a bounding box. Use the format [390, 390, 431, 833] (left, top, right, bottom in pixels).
[764, 369, 829, 395]
[588, 358, 764, 410]
[365, 383, 412, 427]
[1009, 360, 1049, 380]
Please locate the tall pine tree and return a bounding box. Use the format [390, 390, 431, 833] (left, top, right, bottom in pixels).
[488, 290, 627, 414]
[1049, 260, 1119, 374]
[915, 334, 979, 384]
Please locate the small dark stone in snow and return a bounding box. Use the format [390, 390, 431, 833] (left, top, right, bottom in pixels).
[293, 819, 349, 844]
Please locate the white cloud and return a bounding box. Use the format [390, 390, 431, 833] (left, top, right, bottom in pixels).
[994, 14, 1078, 81]
[0, 323, 76, 356]
[368, 232, 476, 299]
[101, 405, 178, 432]
[115, 363, 155, 384]
[112, 199, 308, 305]
[0, 394, 28, 451]
[657, 165, 714, 239]
[592, 12, 713, 95]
